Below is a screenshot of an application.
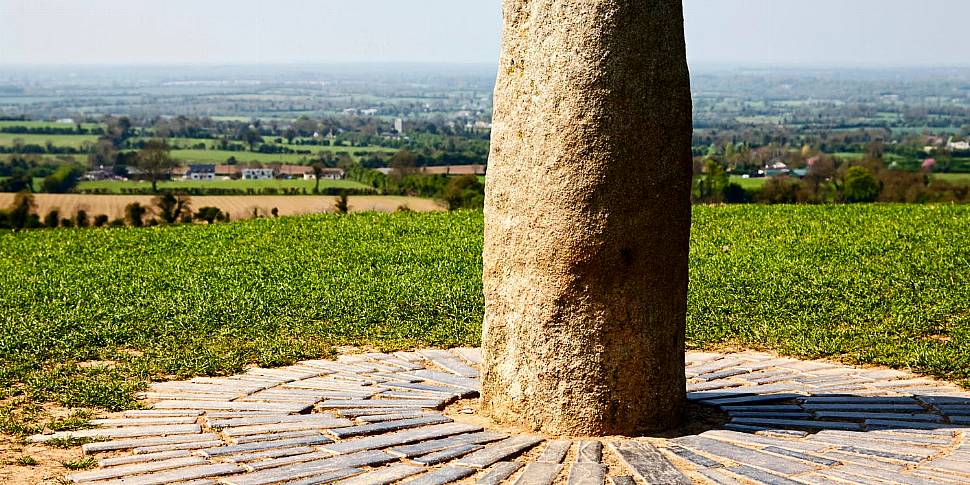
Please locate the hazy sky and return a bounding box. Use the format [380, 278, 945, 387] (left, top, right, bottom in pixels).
[1, 0, 968, 66]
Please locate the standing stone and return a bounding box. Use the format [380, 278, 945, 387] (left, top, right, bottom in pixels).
[482, 0, 692, 435]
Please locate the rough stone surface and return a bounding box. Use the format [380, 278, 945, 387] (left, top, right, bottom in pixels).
[480, 0, 693, 435]
[40, 349, 970, 485]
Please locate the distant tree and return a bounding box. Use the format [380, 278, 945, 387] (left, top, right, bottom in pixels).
[109, 218, 126, 228]
[88, 139, 118, 168]
[335, 193, 350, 214]
[93, 214, 109, 227]
[389, 149, 418, 182]
[60, 218, 74, 228]
[0, 168, 33, 193]
[136, 139, 177, 193]
[696, 159, 729, 202]
[125, 202, 147, 227]
[194, 206, 223, 224]
[43, 209, 60, 228]
[75, 210, 89, 228]
[842, 166, 880, 203]
[441, 174, 485, 210]
[284, 128, 297, 144]
[271, 207, 279, 217]
[310, 163, 325, 194]
[41, 164, 84, 193]
[240, 128, 262, 151]
[153, 193, 192, 224]
[5, 192, 39, 229]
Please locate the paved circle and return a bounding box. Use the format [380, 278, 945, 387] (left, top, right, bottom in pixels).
[34, 349, 970, 484]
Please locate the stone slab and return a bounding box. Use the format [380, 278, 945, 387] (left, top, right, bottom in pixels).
[608, 441, 691, 485]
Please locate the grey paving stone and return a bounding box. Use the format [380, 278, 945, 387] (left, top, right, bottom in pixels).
[274, 468, 363, 485]
[567, 463, 606, 485]
[98, 449, 193, 467]
[387, 431, 508, 457]
[412, 443, 483, 465]
[124, 410, 204, 418]
[333, 408, 419, 417]
[222, 446, 317, 463]
[694, 468, 745, 485]
[334, 463, 425, 485]
[813, 411, 942, 422]
[838, 446, 924, 463]
[453, 347, 483, 365]
[152, 400, 311, 413]
[405, 369, 481, 391]
[476, 461, 523, 485]
[455, 435, 544, 468]
[357, 411, 431, 423]
[232, 430, 321, 444]
[90, 417, 200, 427]
[726, 464, 805, 485]
[208, 414, 350, 429]
[730, 417, 862, 431]
[225, 450, 396, 485]
[399, 465, 476, 485]
[536, 440, 571, 463]
[801, 403, 925, 412]
[607, 441, 691, 485]
[664, 445, 723, 468]
[133, 439, 224, 454]
[704, 393, 806, 406]
[329, 415, 452, 438]
[513, 462, 563, 485]
[322, 423, 484, 455]
[865, 418, 959, 429]
[673, 436, 815, 476]
[67, 456, 207, 483]
[384, 381, 477, 399]
[608, 476, 636, 485]
[575, 441, 603, 463]
[762, 446, 839, 466]
[319, 399, 447, 409]
[81, 433, 221, 455]
[801, 396, 919, 404]
[200, 434, 333, 457]
[695, 430, 827, 453]
[29, 424, 202, 443]
[90, 463, 244, 485]
[224, 419, 355, 437]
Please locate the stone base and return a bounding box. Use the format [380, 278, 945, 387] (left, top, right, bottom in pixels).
[35, 349, 970, 484]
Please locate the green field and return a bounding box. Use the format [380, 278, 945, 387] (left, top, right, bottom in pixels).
[77, 178, 371, 193]
[0, 133, 98, 148]
[0, 121, 101, 130]
[1, 205, 968, 433]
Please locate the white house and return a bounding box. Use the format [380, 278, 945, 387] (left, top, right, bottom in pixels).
[184, 165, 216, 180]
[302, 168, 345, 181]
[947, 138, 970, 151]
[242, 168, 276, 180]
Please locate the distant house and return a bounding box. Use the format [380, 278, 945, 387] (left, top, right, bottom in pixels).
[303, 168, 346, 180]
[947, 138, 970, 151]
[216, 165, 241, 178]
[82, 169, 115, 181]
[759, 160, 790, 177]
[419, 165, 487, 176]
[241, 168, 275, 180]
[277, 165, 313, 179]
[184, 165, 216, 181]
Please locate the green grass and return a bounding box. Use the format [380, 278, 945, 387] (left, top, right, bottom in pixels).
[0, 121, 101, 131]
[938, 173, 970, 184]
[77, 178, 371, 193]
[0, 133, 98, 148]
[0, 206, 968, 429]
[729, 176, 766, 190]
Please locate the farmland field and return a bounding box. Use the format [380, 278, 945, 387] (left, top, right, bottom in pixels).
[0, 121, 101, 130]
[0, 205, 968, 430]
[0, 132, 98, 148]
[0, 194, 443, 221]
[77, 178, 370, 193]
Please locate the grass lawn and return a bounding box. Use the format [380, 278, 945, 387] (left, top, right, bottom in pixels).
[729, 176, 766, 190]
[1, 205, 968, 432]
[77, 178, 371, 193]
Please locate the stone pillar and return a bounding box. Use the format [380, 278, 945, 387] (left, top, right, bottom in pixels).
[481, 0, 692, 436]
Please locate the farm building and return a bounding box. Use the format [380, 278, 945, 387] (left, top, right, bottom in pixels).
[184, 165, 216, 180]
[242, 168, 275, 180]
[302, 168, 346, 180]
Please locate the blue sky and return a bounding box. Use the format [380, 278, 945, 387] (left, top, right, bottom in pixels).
[1, 0, 968, 66]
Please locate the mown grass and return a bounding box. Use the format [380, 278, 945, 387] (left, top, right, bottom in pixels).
[0, 206, 968, 430]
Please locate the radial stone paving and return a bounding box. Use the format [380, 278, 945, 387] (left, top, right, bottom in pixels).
[34, 350, 970, 484]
